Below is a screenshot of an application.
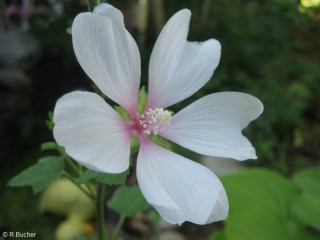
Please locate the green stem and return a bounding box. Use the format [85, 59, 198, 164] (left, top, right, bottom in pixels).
[63, 151, 81, 173]
[58, 147, 81, 176]
[85, 182, 96, 197]
[64, 172, 95, 200]
[59, 147, 95, 197]
[111, 215, 125, 240]
[96, 183, 108, 240]
[88, 0, 101, 11]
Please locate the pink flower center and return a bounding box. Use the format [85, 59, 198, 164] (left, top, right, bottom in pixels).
[129, 108, 172, 137]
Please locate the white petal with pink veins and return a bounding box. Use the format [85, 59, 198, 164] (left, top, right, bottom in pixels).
[147, 9, 221, 109]
[137, 141, 228, 225]
[53, 91, 131, 173]
[161, 92, 263, 160]
[72, 4, 140, 116]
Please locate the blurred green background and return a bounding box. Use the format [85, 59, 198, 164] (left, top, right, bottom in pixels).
[0, 0, 319, 239]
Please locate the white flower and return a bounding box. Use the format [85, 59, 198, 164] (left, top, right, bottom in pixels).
[53, 3, 263, 225]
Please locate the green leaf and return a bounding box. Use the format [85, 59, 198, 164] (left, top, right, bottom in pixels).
[114, 106, 130, 122]
[77, 170, 128, 186]
[286, 221, 320, 240]
[220, 169, 293, 240]
[292, 167, 320, 198]
[221, 168, 297, 217]
[291, 193, 320, 230]
[149, 135, 173, 151]
[41, 141, 60, 151]
[8, 156, 64, 194]
[291, 168, 320, 230]
[108, 185, 150, 217]
[130, 134, 140, 154]
[225, 209, 319, 240]
[137, 86, 147, 113]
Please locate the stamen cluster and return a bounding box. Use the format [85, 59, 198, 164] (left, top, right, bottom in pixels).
[139, 108, 172, 135]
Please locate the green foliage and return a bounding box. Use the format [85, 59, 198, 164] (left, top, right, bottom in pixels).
[291, 193, 320, 230]
[8, 156, 64, 194]
[114, 106, 131, 122]
[114, 86, 148, 121]
[130, 134, 140, 154]
[88, 0, 101, 11]
[77, 169, 128, 186]
[45, 111, 54, 130]
[149, 134, 173, 150]
[291, 168, 320, 229]
[137, 86, 148, 113]
[292, 167, 320, 197]
[222, 169, 296, 216]
[209, 167, 320, 240]
[108, 186, 150, 217]
[41, 141, 60, 151]
[209, 229, 227, 240]
[212, 0, 320, 173]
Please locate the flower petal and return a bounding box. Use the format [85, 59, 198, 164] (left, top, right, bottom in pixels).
[147, 9, 221, 109]
[137, 141, 228, 225]
[72, 4, 140, 116]
[53, 91, 131, 173]
[161, 92, 263, 160]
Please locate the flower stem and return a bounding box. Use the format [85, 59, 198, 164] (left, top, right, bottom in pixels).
[60, 148, 95, 197]
[111, 215, 125, 240]
[96, 182, 108, 240]
[58, 147, 81, 174]
[63, 171, 95, 200]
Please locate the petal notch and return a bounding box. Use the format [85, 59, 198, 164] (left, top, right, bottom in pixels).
[161, 92, 263, 160]
[147, 9, 221, 108]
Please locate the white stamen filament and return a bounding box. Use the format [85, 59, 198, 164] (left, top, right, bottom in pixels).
[139, 108, 172, 135]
